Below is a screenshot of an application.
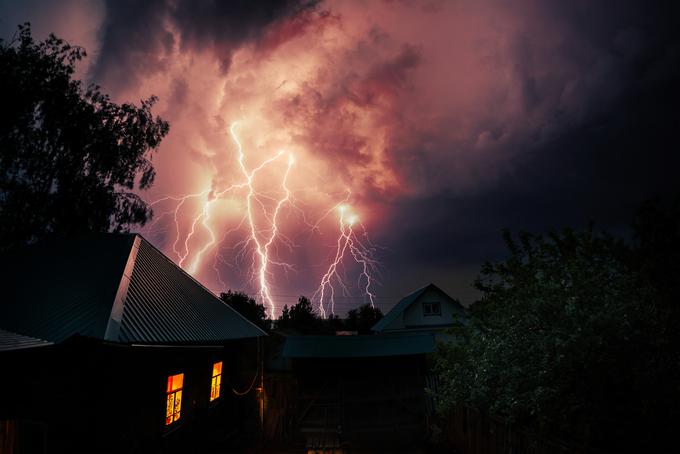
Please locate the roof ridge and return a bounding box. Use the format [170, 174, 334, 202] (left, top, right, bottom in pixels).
[371, 283, 455, 332]
[104, 235, 141, 341]
[129, 234, 267, 338]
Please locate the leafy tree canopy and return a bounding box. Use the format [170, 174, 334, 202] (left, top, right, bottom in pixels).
[278, 296, 324, 334]
[0, 24, 169, 250]
[435, 200, 680, 451]
[346, 303, 383, 334]
[219, 290, 269, 332]
[277, 298, 383, 335]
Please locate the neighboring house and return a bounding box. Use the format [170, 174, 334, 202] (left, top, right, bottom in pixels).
[372, 283, 465, 335]
[0, 233, 265, 454]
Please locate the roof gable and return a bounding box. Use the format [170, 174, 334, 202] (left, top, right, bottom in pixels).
[371, 283, 462, 332]
[117, 236, 266, 343]
[0, 234, 265, 344]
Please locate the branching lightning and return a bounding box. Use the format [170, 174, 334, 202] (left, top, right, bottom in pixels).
[145, 121, 380, 318]
[312, 203, 379, 317]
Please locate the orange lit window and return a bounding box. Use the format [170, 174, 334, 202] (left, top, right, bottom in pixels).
[210, 361, 222, 402]
[165, 373, 183, 425]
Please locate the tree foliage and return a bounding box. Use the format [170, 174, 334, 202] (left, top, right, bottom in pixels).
[278, 296, 324, 334]
[219, 290, 269, 332]
[435, 203, 680, 451]
[346, 303, 383, 334]
[0, 24, 169, 250]
[276, 297, 383, 334]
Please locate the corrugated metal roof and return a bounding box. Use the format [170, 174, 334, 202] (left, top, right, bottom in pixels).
[0, 233, 265, 345]
[0, 328, 52, 351]
[282, 333, 436, 358]
[118, 236, 265, 343]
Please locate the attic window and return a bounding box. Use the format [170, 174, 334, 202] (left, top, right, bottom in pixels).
[210, 361, 222, 402]
[423, 302, 441, 316]
[165, 373, 183, 425]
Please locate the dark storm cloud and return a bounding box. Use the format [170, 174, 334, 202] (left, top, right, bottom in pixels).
[388, 35, 680, 267]
[93, 0, 318, 91]
[375, 0, 680, 301]
[4, 0, 677, 307]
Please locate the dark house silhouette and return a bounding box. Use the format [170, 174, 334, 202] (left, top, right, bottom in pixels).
[372, 283, 465, 335]
[0, 234, 265, 454]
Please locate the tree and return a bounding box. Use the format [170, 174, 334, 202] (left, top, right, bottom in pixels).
[346, 303, 383, 334]
[435, 222, 679, 451]
[277, 296, 327, 334]
[219, 290, 269, 332]
[278, 296, 316, 332]
[0, 24, 169, 250]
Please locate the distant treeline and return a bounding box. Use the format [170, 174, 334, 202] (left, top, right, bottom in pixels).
[219, 290, 383, 335]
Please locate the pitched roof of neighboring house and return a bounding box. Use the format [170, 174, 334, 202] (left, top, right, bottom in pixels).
[371, 283, 463, 333]
[282, 332, 436, 358]
[0, 328, 52, 352]
[0, 234, 266, 345]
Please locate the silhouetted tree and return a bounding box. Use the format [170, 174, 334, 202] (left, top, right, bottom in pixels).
[277, 297, 384, 335]
[277, 296, 330, 334]
[219, 290, 268, 332]
[326, 313, 344, 333]
[435, 205, 680, 452]
[346, 303, 383, 334]
[0, 24, 169, 250]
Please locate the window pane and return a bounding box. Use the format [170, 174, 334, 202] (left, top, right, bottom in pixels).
[166, 393, 175, 423]
[172, 373, 184, 391]
[174, 390, 182, 416]
[213, 361, 222, 376]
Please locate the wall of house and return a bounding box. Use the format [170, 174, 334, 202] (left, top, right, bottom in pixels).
[402, 288, 461, 329]
[0, 337, 261, 453]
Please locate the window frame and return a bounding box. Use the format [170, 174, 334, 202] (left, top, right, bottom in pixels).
[210, 361, 223, 403]
[422, 301, 442, 316]
[165, 372, 184, 426]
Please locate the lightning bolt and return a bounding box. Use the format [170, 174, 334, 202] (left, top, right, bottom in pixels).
[230, 122, 295, 317]
[312, 203, 379, 317]
[144, 121, 380, 319]
[146, 122, 294, 318]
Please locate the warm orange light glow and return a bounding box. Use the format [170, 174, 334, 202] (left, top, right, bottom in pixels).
[165, 373, 184, 425]
[210, 361, 223, 402]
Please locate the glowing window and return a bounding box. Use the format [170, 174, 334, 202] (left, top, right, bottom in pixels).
[210, 361, 223, 402]
[165, 373, 183, 425]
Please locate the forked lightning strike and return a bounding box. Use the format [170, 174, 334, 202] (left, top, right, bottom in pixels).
[312, 204, 379, 317]
[146, 121, 380, 318]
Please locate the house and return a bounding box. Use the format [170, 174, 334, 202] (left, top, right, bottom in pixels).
[0, 233, 266, 454]
[371, 283, 465, 335]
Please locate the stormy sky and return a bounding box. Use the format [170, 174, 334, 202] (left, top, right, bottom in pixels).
[2, 0, 679, 315]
